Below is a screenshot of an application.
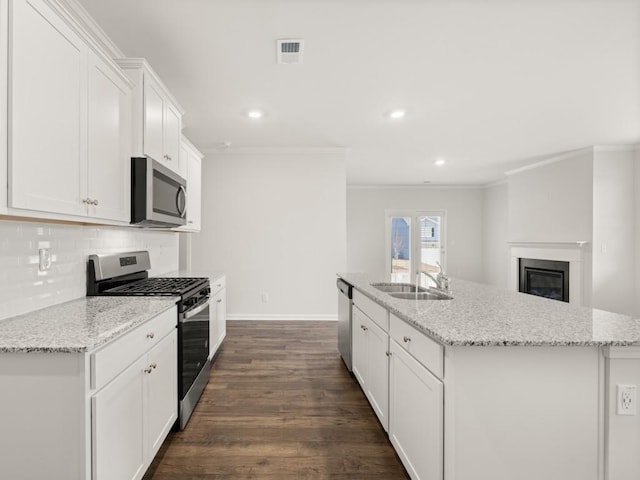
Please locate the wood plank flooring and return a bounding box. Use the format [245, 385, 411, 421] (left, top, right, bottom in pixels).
[143, 320, 410, 480]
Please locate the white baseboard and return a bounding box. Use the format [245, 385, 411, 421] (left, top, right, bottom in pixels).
[226, 314, 338, 321]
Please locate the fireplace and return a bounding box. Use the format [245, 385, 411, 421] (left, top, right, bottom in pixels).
[519, 258, 570, 302]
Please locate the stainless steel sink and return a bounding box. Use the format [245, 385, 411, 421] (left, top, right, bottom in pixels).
[389, 291, 452, 301]
[371, 283, 427, 293]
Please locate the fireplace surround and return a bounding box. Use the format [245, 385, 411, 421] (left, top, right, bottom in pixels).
[508, 241, 589, 307]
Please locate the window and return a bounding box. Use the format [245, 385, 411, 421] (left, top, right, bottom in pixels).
[386, 210, 446, 286]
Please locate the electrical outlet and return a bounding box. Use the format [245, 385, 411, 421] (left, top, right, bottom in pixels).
[261, 292, 269, 303]
[617, 384, 637, 416]
[38, 248, 51, 272]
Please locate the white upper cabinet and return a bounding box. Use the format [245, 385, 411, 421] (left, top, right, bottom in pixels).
[9, 0, 87, 216]
[87, 51, 132, 222]
[117, 58, 184, 174]
[8, 0, 133, 223]
[178, 135, 203, 232]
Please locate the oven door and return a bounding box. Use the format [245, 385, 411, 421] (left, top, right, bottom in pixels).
[178, 297, 210, 428]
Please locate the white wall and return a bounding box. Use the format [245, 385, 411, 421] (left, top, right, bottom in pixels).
[346, 186, 485, 283]
[482, 182, 509, 288]
[508, 149, 594, 243]
[0, 219, 178, 320]
[592, 148, 636, 315]
[191, 149, 347, 320]
[636, 149, 640, 316]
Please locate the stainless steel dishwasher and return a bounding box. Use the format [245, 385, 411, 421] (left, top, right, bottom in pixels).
[337, 278, 353, 371]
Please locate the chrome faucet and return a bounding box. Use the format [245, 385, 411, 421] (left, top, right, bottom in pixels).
[417, 262, 450, 292]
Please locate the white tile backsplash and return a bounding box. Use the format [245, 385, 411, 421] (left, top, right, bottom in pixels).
[0, 220, 179, 320]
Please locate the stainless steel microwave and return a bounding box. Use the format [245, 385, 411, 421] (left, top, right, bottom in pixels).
[131, 157, 187, 227]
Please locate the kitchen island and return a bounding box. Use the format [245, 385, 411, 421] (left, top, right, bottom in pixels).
[339, 273, 640, 480]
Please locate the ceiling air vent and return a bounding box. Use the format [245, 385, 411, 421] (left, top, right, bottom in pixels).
[277, 39, 304, 64]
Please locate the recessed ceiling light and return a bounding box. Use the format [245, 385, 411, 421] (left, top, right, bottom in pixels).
[247, 110, 264, 119]
[388, 109, 406, 120]
[434, 159, 446, 166]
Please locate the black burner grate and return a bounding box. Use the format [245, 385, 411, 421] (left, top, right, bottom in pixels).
[104, 277, 206, 296]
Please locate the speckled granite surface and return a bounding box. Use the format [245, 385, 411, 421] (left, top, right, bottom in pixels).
[0, 297, 177, 353]
[339, 273, 640, 347]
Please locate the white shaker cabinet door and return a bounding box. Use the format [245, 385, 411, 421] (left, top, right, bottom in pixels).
[389, 339, 443, 480]
[86, 52, 132, 222]
[143, 77, 164, 164]
[163, 102, 182, 168]
[92, 355, 146, 480]
[186, 150, 202, 230]
[214, 287, 226, 351]
[146, 330, 178, 460]
[351, 306, 368, 389]
[9, 0, 87, 215]
[365, 317, 389, 432]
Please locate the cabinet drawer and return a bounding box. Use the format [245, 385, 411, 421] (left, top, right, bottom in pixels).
[211, 275, 226, 294]
[353, 290, 389, 331]
[390, 313, 443, 379]
[91, 306, 177, 391]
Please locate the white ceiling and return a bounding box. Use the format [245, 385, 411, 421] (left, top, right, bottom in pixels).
[78, 0, 640, 185]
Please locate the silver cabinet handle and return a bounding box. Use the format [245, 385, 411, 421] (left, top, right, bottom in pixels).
[403, 336, 411, 343]
[150, 363, 157, 369]
[362, 326, 368, 331]
[92, 199, 99, 206]
[386, 351, 392, 357]
[144, 367, 153, 374]
[146, 332, 155, 339]
[217, 299, 222, 304]
[82, 198, 90, 205]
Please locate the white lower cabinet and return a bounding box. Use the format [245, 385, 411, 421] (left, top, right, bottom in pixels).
[389, 339, 443, 480]
[209, 277, 227, 359]
[352, 305, 389, 431]
[92, 354, 146, 480]
[146, 330, 179, 458]
[93, 328, 177, 480]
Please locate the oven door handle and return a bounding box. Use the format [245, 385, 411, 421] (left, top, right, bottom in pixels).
[182, 300, 210, 321]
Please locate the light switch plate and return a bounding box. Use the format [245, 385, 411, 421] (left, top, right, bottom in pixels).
[38, 248, 51, 272]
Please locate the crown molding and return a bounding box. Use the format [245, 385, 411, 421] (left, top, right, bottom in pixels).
[53, 0, 125, 58]
[201, 146, 349, 156]
[593, 144, 640, 153]
[347, 183, 485, 190]
[505, 147, 594, 176]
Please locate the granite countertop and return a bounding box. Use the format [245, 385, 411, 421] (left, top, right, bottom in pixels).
[339, 273, 640, 347]
[0, 296, 177, 353]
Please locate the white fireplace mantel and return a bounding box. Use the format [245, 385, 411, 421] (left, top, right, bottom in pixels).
[508, 241, 590, 306]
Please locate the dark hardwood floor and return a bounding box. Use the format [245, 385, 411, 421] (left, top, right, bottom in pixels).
[143, 320, 410, 480]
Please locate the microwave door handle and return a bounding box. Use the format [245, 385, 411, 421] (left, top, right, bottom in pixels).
[176, 185, 187, 218]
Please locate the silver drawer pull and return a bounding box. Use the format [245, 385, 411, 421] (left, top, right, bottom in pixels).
[386, 351, 392, 357]
[150, 363, 157, 369]
[146, 332, 155, 339]
[144, 367, 153, 374]
[403, 336, 411, 343]
[362, 326, 368, 331]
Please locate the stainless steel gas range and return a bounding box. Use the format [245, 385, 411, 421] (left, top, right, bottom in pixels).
[87, 251, 210, 429]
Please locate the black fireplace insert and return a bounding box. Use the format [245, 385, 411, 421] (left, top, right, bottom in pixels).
[519, 258, 569, 302]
